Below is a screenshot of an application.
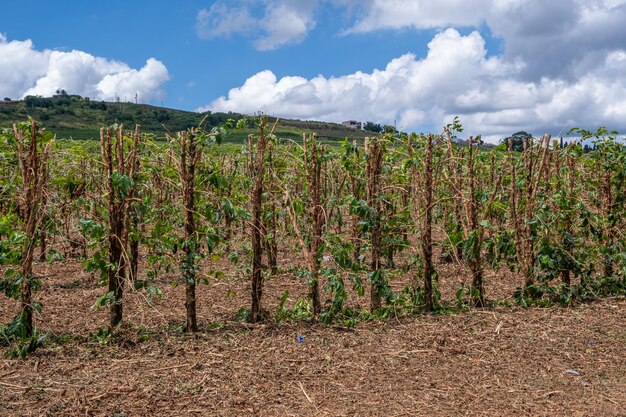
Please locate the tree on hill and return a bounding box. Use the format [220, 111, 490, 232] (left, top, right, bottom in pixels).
[501, 131, 532, 152]
[363, 121, 383, 133]
[88, 101, 107, 110]
[383, 124, 396, 134]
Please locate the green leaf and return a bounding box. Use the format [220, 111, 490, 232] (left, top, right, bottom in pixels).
[92, 291, 115, 309]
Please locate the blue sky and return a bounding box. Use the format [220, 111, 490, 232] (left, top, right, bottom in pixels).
[2, 1, 626, 141]
[0, 1, 462, 107]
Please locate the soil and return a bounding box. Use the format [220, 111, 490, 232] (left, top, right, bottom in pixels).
[1, 247, 626, 416]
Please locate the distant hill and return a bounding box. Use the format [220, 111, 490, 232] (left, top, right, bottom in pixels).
[0, 94, 374, 142]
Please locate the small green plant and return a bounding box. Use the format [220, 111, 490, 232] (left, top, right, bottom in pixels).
[275, 291, 312, 322]
[90, 327, 112, 346]
[0, 312, 46, 359]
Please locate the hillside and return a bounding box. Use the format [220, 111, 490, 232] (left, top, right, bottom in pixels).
[0, 94, 373, 142]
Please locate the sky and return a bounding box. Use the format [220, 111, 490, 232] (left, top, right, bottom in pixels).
[1, 0, 626, 142]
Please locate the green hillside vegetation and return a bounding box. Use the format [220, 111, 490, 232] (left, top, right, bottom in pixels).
[0, 92, 373, 142]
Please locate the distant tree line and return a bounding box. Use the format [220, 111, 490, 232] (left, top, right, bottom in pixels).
[363, 121, 399, 134]
[23, 91, 102, 110]
[502, 131, 597, 153]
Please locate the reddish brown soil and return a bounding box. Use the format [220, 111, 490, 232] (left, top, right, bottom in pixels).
[1, 248, 625, 416]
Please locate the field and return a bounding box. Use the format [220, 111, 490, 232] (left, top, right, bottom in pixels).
[1, 262, 625, 416]
[1, 254, 625, 416]
[1, 118, 626, 416]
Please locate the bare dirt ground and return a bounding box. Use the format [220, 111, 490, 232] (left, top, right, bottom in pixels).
[1, 252, 626, 416]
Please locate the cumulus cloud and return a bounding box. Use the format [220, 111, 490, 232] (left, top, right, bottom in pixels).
[201, 28, 626, 142]
[196, 3, 257, 39]
[196, 0, 317, 50]
[0, 35, 169, 102]
[0, 35, 49, 99]
[195, 0, 626, 80]
[343, 0, 491, 33]
[96, 58, 169, 101]
[345, 0, 626, 81]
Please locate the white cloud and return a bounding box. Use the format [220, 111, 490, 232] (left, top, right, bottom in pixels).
[253, 3, 316, 50]
[96, 58, 169, 101]
[344, 0, 626, 81]
[196, 0, 318, 50]
[196, 3, 257, 39]
[0, 35, 49, 99]
[194, 0, 626, 76]
[343, 0, 491, 34]
[0, 35, 169, 102]
[201, 28, 626, 142]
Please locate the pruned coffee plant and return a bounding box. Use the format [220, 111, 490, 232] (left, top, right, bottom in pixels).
[1, 115, 626, 358]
